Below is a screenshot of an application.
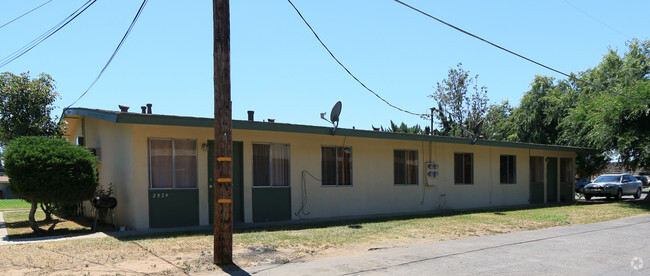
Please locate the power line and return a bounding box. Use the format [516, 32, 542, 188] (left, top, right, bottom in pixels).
[286, 0, 429, 118]
[67, 0, 149, 108]
[0, 0, 54, 30]
[393, 0, 649, 104]
[563, 0, 631, 39]
[0, 0, 97, 68]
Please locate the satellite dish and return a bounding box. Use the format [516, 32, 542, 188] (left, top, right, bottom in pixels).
[320, 101, 342, 135]
[330, 101, 342, 127]
[460, 119, 485, 145]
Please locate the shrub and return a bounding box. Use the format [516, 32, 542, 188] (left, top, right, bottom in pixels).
[4, 136, 98, 232]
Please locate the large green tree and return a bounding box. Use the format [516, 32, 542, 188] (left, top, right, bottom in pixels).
[430, 63, 489, 137]
[4, 136, 98, 233]
[560, 39, 650, 171]
[482, 100, 513, 140]
[0, 72, 64, 147]
[506, 76, 575, 144]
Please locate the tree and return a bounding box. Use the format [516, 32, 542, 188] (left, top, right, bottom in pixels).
[0, 155, 4, 175]
[430, 63, 489, 137]
[560, 39, 650, 172]
[506, 76, 575, 144]
[377, 120, 425, 134]
[0, 72, 64, 147]
[482, 100, 513, 140]
[4, 136, 98, 233]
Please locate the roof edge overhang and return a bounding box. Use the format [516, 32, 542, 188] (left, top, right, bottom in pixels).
[62, 107, 593, 153]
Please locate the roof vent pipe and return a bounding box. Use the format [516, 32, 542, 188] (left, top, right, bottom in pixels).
[141, 106, 147, 114]
[118, 105, 130, 113]
[247, 110, 254, 121]
[146, 103, 152, 114]
[268, 118, 275, 123]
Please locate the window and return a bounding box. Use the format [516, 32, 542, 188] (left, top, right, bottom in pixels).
[454, 153, 473, 184]
[253, 144, 290, 187]
[149, 139, 197, 189]
[394, 150, 418, 185]
[322, 146, 352, 186]
[500, 155, 516, 184]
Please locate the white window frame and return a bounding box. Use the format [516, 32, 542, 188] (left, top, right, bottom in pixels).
[454, 152, 474, 185]
[252, 143, 291, 188]
[500, 155, 516, 184]
[321, 146, 353, 186]
[394, 149, 418, 185]
[148, 138, 198, 190]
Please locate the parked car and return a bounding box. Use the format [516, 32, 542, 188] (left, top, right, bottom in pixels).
[575, 178, 591, 193]
[634, 175, 648, 187]
[583, 173, 642, 200]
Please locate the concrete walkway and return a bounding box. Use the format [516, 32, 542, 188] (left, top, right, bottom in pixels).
[0, 210, 221, 246]
[244, 215, 650, 275]
[0, 212, 8, 244]
[0, 211, 112, 245]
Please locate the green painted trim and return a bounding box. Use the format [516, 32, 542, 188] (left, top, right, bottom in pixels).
[252, 187, 291, 222]
[148, 189, 199, 228]
[63, 108, 118, 123]
[63, 107, 591, 153]
[560, 182, 573, 202]
[530, 182, 544, 204]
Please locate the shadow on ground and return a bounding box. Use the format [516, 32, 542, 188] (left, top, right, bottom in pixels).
[110, 199, 650, 243]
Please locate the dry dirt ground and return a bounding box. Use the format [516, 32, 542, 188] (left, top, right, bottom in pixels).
[3, 201, 649, 275]
[1, 238, 422, 275]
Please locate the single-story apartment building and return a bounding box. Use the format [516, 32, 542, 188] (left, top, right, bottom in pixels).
[62, 107, 583, 230]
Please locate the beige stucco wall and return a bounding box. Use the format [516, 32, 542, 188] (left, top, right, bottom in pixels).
[65, 116, 576, 229]
[65, 116, 137, 229]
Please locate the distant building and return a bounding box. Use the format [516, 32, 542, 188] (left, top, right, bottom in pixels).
[604, 162, 649, 176]
[0, 175, 16, 199]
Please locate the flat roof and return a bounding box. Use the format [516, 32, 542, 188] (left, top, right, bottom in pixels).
[63, 107, 591, 153]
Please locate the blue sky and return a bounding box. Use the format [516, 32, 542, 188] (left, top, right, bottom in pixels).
[1, 0, 648, 130]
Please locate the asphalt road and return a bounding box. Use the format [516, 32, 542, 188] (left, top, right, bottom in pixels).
[245, 215, 650, 275]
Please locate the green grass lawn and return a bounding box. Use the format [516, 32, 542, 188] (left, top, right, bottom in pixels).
[0, 199, 31, 211]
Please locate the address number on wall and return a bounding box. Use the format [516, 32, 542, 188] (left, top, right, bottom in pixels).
[152, 193, 169, 199]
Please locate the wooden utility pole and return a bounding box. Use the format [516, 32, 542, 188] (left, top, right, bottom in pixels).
[213, 0, 233, 265]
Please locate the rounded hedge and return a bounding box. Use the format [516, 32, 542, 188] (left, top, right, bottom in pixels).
[4, 136, 98, 204]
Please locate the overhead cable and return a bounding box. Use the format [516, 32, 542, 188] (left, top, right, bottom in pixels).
[393, 0, 649, 104]
[563, 0, 631, 39]
[287, 0, 429, 118]
[67, 0, 149, 108]
[0, 0, 97, 68]
[0, 0, 54, 30]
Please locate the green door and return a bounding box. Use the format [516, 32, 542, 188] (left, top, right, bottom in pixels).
[547, 157, 558, 203]
[208, 140, 243, 224]
[529, 157, 544, 204]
